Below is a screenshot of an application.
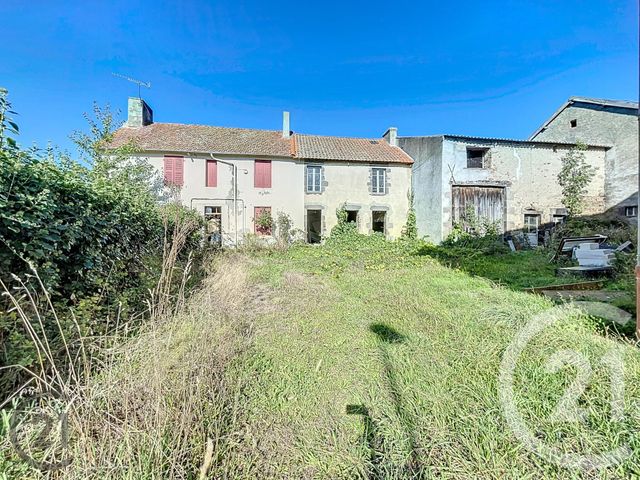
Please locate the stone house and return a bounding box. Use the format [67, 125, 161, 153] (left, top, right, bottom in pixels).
[110, 98, 413, 246]
[530, 97, 639, 216]
[398, 134, 609, 244]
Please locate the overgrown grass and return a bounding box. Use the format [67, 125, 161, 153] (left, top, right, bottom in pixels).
[238, 238, 640, 478]
[4, 236, 640, 478]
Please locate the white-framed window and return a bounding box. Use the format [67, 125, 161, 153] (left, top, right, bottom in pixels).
[624, 206, 638, 217]
[306, 165, 322, 193]
[371, 168, 386, 194]
[524, 214, 540, 233]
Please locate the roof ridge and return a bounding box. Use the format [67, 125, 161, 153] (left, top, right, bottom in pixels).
[151, 122, 283, 133]
[294, 132, 384, 142]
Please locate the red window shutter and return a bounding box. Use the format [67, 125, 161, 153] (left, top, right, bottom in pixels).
[206, 160, 217, 187]
[254, 160, 272, 188]
[173, 157, 184, 186]
[163, 156, 184, 186]
[163, 156, 174, 184]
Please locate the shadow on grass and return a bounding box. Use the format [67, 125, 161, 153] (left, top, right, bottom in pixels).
[346, 323, 423, 479]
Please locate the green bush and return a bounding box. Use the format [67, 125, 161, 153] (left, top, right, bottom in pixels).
[0, 90, 201, 397]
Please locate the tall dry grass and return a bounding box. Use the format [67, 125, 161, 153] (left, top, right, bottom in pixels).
[1, 208, 257, 479]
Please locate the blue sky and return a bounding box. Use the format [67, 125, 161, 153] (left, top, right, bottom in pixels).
[1, 0, 637, 153]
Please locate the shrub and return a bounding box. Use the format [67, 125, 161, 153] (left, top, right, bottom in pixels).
[330, 204, 359, 238]
[0, 90, 201, 397]
[557, 142, 596, 217]
[401, 192, 418, 240]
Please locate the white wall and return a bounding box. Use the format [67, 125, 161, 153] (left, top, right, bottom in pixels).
[133, 152, 305, 245]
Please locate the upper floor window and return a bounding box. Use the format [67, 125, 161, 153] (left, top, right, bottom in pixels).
[254, 160, 272, 188]
[570, 119, 578, 128]
[466, 148, 489, 168]
[306, 165, 322, 193]
[206, 160, 217, 187]
[163, 155, 184, 186]
[371, 167, 386, 195]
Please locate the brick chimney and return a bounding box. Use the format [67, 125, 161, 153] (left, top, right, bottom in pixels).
[282, 111, 291, 138]
[382, 127, 398, 147]
[127, 97, 153, 127]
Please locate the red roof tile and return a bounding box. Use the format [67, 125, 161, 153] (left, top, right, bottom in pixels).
[110, 123, 292, 157]
[294, 134, 413, 164]
[109, 123, 413, 164]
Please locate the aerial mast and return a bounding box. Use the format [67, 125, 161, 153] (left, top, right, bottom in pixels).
[111, 72, 151, 98]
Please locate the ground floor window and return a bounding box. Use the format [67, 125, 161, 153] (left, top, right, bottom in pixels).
[624, 206, 638, 218]
[346, 210, 358, 224]
[523, 214, 540, 233]
[254, 206, 272, 235]
[552, 214, 566, 225]
[372, 211, 386, 234]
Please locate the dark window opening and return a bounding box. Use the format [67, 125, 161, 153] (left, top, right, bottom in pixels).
[624, 206, 637, 217]
[552, 215, 567, 225]
[307, 209, 322, 243]
[372, 211, 386, 234]
[570, 119, 578, 128]
[466, 148, 489, 168]
[346, 210, 358, 224]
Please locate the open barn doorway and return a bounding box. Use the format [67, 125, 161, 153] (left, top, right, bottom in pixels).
[452, 185, 506, 233]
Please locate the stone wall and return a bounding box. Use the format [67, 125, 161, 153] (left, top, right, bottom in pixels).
[531, 102, 638, 211]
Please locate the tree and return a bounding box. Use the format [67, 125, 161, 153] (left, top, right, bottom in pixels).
[557, 142, 595, 217]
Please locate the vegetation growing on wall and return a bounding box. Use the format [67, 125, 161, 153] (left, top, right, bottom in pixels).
[330, 204, 358, 237]
[401, 191, 418, 240]
[558, 142, 596, 217]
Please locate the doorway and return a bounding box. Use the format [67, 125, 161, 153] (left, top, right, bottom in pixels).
[451, 185, 506, 233]
[372, 211, 386, 235]
[307, 209, 322, 243]
[204, 206, 222, 246]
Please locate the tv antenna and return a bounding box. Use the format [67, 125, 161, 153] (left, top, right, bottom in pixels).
[112, 72, 151, 98]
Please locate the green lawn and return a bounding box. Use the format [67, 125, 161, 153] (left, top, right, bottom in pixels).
[232, 238, 640, 478]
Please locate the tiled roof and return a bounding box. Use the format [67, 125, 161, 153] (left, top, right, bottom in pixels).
[294, 134, 413, 164]
[109, 123, 413, 164]
[110, 123, 293, 157]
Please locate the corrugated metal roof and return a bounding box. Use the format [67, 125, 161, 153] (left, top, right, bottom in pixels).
[400, 134, 611, 149]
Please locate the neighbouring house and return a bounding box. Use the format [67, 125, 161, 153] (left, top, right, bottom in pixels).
[110, 98, 413, 246]
[529, 97, 639, 216]
[398, 134, 609, 244]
